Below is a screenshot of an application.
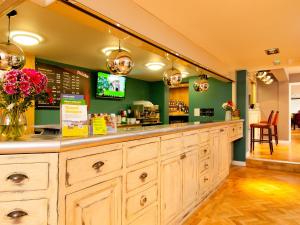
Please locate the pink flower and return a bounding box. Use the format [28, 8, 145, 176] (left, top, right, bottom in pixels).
[3, 83, 17, 95]
[19, 81, 31, 96]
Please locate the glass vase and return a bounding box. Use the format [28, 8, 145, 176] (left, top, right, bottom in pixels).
[225, 110, 232, 121]
[0, 109, 27, 140]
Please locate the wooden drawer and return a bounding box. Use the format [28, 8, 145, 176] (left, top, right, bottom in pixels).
[236, 123, 243, 138]
[183, 132, 199, 148]
[125, 138, 159, 167]
[199, 131, 209, 145]
[199, 145, 210, 158]
[161, 136, 183, 155]
[127, 163, 158, 192]
[199, 158, 210, 174]
[229, 125, 237, 138]
[66, 149, 122, 186]
[0, 163, 49, 192]
[199, 172, 210, 197]
[126, 185, 158, 219]
[128, 206, 158, 225]
[0, 199, 48, 225]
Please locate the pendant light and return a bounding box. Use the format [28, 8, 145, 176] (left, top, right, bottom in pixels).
[193, 74, 209, 92]
[106, 40, 134, 75]
[163, 62, 182, 87]
[0, 10, 26, 71]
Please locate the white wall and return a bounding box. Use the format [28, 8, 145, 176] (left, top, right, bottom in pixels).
[291, 99, 300, 113]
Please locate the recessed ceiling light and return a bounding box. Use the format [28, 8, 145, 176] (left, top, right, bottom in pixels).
[102, 47, 129, 56]
[145, 62, 165, 71]
[181, 71, 189, 78]
[10, 31, 43, 46]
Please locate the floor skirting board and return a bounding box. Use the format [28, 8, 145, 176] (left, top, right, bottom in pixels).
[231, 160, 246, 166]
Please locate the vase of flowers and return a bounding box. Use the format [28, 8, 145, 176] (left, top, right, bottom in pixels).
[0, 69, 52, 140]
[222, 100, 234, 121]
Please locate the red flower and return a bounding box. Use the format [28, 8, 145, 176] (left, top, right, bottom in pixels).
[3, 83, 17, 95]
[227, 100, 233, 107]
[48, 96, 54, 104]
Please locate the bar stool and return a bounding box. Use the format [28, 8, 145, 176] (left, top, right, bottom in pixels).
[261, 111, 279, 145]
[250, 110, 274, 154]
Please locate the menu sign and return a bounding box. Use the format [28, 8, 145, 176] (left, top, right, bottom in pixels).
[35, 61, 91, 109]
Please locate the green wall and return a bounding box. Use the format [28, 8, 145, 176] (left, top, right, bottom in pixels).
[35, 60, 152, 125]
[188, 77, 232, 122]
[150, 81, 169, 124]
[234, 70, 249, 162]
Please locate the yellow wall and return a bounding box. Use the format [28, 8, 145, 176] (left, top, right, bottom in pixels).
[24, 53, 35, 134]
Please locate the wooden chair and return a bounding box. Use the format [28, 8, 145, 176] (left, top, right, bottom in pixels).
[250, 110, 274, 154]
[261, 111, 279, 145]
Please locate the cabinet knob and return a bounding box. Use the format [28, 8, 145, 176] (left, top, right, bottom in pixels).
[220, 129, 225, 132]
[92, 161, 105, 172]
[7, 210, 28, 219]
[203, 149, 208, 153]
[139, 172, 148, 181]
[7, 174, 28, 184]
[180, 153, 186, 159]
[205, 163, 209, 169]
[140, 195, 147, 206]
[204, 177, 209, 182]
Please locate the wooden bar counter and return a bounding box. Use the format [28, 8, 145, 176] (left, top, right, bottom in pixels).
[0, 120, 243, 225]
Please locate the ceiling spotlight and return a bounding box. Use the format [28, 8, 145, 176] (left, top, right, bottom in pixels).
[262, 75, 271, 82]
[102, 46, 129, 56]
[145, 62, 165, 71]
[265, 48, 279, 55]
[265, 79, 274, 85]
[10, 31, 43, 46]
[181, 71, 189, 78]
[256, 71, 267, 79]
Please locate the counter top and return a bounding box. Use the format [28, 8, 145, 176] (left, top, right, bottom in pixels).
[0, 120, 243, 154]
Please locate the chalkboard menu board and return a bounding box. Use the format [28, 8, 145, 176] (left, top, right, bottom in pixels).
[35, 61, 91, 109]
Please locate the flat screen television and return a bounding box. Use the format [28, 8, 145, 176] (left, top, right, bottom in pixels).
[96, 72, 126, 99]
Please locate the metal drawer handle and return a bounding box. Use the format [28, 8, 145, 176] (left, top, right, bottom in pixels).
[7, 210, 28, 219]
[92, 161, 104, 172]
[139, 172, 148, 181]
[180, 153, 186, 160]
[204, 177, 209, 182]
[220, 129, 224, 132]
[7, 174, 29, 184]
[140, 195, 147, 206]
[205, 163, 209, 169]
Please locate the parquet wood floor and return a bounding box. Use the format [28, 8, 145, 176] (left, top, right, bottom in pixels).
[184, 166, 300, 225]
[249, 129, 300, 162]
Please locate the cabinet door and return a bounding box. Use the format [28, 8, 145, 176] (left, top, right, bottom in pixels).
[182, 150, 198, 209]
[161, 156, 182, 225]
[66, 178, 121, 225]
[219, 128, 229, 178]
[210, 130, 220, 187]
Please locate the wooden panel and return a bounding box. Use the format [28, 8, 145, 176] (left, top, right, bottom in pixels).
[66, 178, 121, 225]
[161, 156, 182, 224]
[0, 198, 48, 225]
[128, 205, 158, 225]
[161, 136, 183, 155]
[126, 163, 158, 192]
[126, 185, 158, 219]
[66, 150, 122, 186]
[125, 138, 159, 166]
[0, 162, 49, 192]
[182, 150, 198, 209]
[183, 132, 199, 148]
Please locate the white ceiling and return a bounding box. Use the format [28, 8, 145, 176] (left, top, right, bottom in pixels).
[0, 1, 221, 82]
[132, 0, 300, 76]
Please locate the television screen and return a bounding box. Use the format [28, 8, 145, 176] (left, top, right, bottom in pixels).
[96, 72, 126, 99]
